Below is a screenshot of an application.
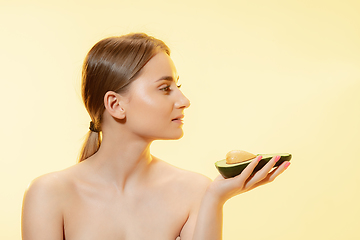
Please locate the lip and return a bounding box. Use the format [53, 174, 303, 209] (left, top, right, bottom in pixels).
[172, 114, 185, 123]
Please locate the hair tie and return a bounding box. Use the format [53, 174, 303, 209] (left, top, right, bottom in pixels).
[89, 121, 100, 133]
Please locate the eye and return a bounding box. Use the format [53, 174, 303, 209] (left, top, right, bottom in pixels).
[159, 82, 182, 94]
[160, 85, 171, 92]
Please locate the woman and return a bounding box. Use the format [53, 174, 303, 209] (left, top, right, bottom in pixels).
[21, 33, 290, 240]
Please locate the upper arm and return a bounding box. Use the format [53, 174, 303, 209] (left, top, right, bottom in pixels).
[179, 174, 212, 240]
[21, 174, 65, 240]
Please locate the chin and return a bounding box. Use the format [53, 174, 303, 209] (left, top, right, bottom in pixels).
[161, 130, 184, 140]
[172, 134, 184, 140]
[173, 129, 185, 139]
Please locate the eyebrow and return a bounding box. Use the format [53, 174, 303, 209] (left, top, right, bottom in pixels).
[156, 76, 179, 83]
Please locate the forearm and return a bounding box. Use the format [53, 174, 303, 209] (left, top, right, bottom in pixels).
[191, 156, 289, 240]
[192, 191, 225, 240]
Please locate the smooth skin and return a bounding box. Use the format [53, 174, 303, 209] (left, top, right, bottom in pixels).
[21, 52, 290, 240]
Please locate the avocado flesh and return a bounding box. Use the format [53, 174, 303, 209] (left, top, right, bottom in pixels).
[215, 153, 291, 179]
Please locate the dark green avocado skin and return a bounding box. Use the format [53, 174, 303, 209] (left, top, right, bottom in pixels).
[215, 153, 292, 179]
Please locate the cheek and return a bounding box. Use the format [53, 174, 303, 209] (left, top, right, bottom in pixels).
[134, 94, 161, 114]
[127, 92, 170, 124]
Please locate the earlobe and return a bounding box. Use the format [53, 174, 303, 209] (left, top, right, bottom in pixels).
[104, 91, 126, 119]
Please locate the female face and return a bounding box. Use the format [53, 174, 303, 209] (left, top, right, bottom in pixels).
[122, 51, 190, 141]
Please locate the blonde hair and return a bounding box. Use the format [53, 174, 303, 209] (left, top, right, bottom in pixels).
[78, 33, 170, 162]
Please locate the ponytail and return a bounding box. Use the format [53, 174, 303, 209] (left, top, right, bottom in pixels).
[78, 131, 102, 162]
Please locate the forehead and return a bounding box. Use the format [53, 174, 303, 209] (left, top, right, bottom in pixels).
[137, 51, 178, 82]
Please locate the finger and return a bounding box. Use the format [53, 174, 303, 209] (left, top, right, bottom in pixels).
[266, 161, 291, 182]
[253, 155, 281, 180]
[233, 155, 262, 184]
[261, 155, 281, 174]
[243, 155, 280, 189]
[247, 161, 291, 190]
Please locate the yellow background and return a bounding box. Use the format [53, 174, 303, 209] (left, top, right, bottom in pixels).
[1, 0, 359, 239]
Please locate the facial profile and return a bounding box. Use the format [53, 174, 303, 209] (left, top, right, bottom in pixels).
[117, 51, 191, 141]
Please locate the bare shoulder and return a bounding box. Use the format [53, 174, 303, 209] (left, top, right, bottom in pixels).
[23, 170, 72, 214]
[177, 168, 212, 190]
[22, 163, 86, 216]
[152, 157, 212, 194]
[25, 167, 74, 197]
[26, 171, 64, 190]
[22, 170, 73, 239]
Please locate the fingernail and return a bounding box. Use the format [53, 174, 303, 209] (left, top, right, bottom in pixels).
[284, 162, 291, 168]
[275, 155, 280, 162]
[257, 156, 263, 162]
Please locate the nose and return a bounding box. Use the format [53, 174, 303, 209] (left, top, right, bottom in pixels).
[175, 90, 191, 109]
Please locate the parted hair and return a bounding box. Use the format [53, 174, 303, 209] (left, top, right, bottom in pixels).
[79, 33, 170, 162]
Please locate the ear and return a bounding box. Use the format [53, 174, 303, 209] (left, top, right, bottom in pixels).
[104, 91, 126, 119]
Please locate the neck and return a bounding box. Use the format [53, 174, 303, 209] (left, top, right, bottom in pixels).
[84, 130, 154, 190]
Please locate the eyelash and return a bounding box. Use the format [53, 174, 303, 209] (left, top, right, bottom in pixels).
[160, 84, 182, 93]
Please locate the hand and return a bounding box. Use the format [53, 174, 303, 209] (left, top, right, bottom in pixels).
[207, 155, 290, 204]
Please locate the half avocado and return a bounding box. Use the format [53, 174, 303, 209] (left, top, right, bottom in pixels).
[215, 153, 291, 179]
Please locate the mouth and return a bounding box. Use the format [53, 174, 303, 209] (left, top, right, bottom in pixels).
[172, 115, 184, 123]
